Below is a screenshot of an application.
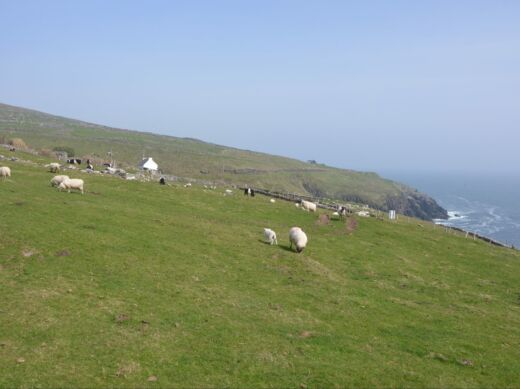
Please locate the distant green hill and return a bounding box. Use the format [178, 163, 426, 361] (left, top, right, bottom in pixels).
[0, 102, 447, 220]
[0, 157, 518, 387]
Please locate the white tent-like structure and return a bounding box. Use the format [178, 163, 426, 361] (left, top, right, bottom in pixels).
[139, 157, 159, 172]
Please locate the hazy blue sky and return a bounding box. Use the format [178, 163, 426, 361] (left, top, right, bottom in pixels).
[1, 0, 519, 173]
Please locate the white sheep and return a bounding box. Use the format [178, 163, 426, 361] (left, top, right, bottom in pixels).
[270, 198, 276, 203]
[184, 183, 192, 188]
[48, 162, 61, 173]
[50, 175, 70, 187]
[300, 200, 317, 212]
[0, 166, 11, 180]
[58, 178, 84, 194]
[289, 227, 308, 253]
[263, 228, 278, 245]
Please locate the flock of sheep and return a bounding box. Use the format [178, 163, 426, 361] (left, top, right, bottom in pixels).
[46, 163, 85, 193]
[1, 160, 341, 254]
[262, 198, 352, 253]
[1, 162, 85, 193]
[263, 226, 308, 253]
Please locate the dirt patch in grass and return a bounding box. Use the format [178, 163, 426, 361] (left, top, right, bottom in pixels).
[55, 249, 71, 257]
[115, 361, 141, 378]
[115, 314, 130, 324]
[21, 249, 37, 258]
[316, 214, 330, 226]
[345, 217, 358, 234]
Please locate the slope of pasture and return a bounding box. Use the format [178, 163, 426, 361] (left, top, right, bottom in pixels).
[0, 161, 519, 387]
[0, 102, 446, 219]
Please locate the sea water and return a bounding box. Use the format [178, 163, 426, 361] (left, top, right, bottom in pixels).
[381, 171, 520, 248]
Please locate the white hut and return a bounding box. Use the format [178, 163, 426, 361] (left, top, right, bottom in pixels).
[139, 157, 159, 172]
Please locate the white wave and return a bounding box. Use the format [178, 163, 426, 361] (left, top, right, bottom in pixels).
[447, 211, 466, 221]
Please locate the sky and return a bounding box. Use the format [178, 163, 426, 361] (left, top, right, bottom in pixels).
[1, 0, 519, 174]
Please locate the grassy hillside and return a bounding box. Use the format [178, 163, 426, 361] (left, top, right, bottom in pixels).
[0, 102, 447, 220]
[1, 155, 519, 387]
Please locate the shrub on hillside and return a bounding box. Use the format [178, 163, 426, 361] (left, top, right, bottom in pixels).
[52, 146, 75, 157]
[8, 138, 28, 149]
[39, 148, 54, 157]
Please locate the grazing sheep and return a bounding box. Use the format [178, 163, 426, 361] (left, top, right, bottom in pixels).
[50, 175, 70, 187]
[300, 200, 317, 212]
[289, 227, 308, 253]
[337, 205, 349, 218]
[357, 210, 370, 217]
[58, 178, 84, 194]
[184, 183, 192, 188]
[225, 189, 233, 194]
[263, 228, 278, 245]
[0, 166, 11, 179]
[270, 198, 276, 203]
[47, 162, 61, 173]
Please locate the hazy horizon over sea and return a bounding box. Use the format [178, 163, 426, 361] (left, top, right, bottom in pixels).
[381, 171, 520, 248]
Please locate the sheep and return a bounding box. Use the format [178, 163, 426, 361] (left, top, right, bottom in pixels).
[357, 210, 370, 217]
[289, 227, 308, 253]
[225, 189, 233, 194]
[270, 198, 276, 203]
[58, 178, 84, 194]
[0, 166, 11, 179]
[184, 183, 192, 188]
[331, 211, 340, 220]
[50, 175, 70, 187]
[337, 205, 349, 218]
[263, 228, 278, 245]
[47, 162, 61, 173]
[300, 200, 317, 212]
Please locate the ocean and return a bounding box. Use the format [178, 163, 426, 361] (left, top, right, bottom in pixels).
[382, 171, 520, 248]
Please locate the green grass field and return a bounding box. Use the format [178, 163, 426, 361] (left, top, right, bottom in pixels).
[1, 158, 520, 387]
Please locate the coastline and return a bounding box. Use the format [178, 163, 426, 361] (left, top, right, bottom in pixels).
[434, 222, 517, 250]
